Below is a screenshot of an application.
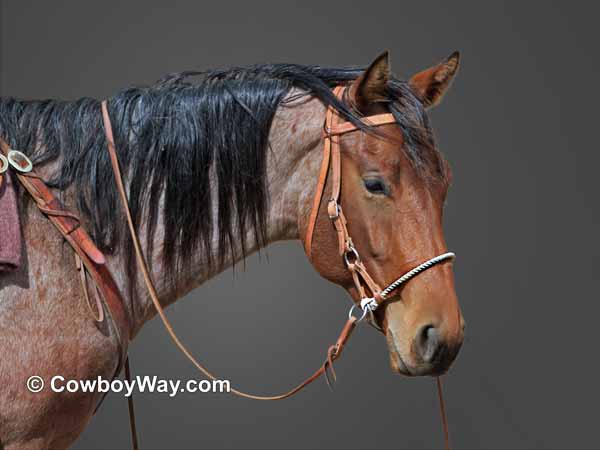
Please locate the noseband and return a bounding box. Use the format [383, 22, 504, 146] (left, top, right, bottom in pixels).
[305, 86, 455, 325]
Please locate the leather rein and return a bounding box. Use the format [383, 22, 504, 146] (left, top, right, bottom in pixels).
[0, 85, 454, 449]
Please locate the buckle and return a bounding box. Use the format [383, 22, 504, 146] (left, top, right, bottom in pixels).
[327, 200, 340, 219]
[7, 149, 33, 173]
[0, 154, 8, 174]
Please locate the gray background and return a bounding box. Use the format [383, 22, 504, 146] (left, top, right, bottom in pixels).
[1, 1, 598, 449]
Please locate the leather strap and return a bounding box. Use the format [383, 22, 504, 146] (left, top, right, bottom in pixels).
[304, 89, 337, 259]
[325, 112, 396, 136]
[75, 253, 104, 323]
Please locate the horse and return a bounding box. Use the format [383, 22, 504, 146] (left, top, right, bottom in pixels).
[0, 51, 465, 449]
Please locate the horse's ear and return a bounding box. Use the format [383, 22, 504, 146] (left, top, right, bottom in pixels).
[349, 51, 390, 113]
[409, 51, 460, 108]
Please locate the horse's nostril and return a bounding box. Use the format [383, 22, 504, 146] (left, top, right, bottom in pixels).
[416, 325, 441, 363]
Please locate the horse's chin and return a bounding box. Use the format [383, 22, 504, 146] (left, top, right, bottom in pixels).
[386, 330, 417, 376]
[386, 328, 446, 377]
[389, 353, 415, 376]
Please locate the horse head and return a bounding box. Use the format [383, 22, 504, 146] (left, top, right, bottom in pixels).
[301, 52, 464, 376]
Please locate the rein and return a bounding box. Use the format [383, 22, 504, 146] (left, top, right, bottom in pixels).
[0, 85, 454, 449]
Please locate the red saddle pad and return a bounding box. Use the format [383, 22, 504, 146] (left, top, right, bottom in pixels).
[0, 172, 23, 272]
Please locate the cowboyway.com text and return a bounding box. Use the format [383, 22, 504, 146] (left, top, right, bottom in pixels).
[26, 374, 230, 397]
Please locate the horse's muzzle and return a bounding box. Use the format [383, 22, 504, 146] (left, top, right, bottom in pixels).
[387, 322, 464, 377]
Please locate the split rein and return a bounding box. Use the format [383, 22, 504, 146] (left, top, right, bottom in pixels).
[0, 85, 454, 449]
[102, 85, 454, 448]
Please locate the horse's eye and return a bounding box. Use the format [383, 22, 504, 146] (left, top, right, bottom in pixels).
[363, 178, 389, 196]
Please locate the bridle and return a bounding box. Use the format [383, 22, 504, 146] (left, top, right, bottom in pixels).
[304, 86, 455, 327]
[101, 85, 455, 448]
[0, 84, 455, 450]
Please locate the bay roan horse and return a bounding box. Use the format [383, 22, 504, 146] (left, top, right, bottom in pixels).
[0, 51, 464, 449]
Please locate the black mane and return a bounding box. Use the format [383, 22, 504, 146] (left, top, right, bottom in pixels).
[0, 63, 443, 288]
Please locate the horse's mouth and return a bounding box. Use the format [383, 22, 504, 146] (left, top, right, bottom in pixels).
[386, 327, 454, 377]
[394, 352, 413, 376]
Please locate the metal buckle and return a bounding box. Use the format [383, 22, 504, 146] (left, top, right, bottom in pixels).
[7, 149, 33, 173]
[0, 154, 8, 174]
[327, 200, 340, 219]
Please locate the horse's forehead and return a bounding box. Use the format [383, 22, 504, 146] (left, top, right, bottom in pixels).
[343, 126, 408, 169]
[342, 131, 450, 200]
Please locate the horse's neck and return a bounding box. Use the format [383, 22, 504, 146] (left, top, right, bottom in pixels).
[108, 95, 326, 336]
